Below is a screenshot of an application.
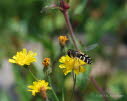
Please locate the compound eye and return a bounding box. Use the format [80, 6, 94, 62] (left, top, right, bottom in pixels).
[67, 50, 71, 57]
[67, 49, 72, 57]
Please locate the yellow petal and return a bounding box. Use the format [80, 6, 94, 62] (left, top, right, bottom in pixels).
[23, 48, 27, 54]
[59, 64, 66, 68]
[27, 80, 51, 96]
[63, 69, 72, 75]
[59, 55, 88, 75]
[8, 59, 16, 63]
[74, 66, 86, 75]
[8, 48, 37, 66]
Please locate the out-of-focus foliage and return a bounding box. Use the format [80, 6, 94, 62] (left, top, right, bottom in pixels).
[0, 0, 127, 101]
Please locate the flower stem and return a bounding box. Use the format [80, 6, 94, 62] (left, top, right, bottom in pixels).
[60, 1, 109, 101]
[90, 76, 109, 101]
[28, 68, 38, 81]
[62, 88, 65, 101]
[45, 97, 49, 101]
[48, 75, 59, 101]
[70, 71, 76, 101]
[63, 11, 78, 50]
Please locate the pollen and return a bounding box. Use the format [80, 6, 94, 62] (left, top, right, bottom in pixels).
[8, 48, 37, 66]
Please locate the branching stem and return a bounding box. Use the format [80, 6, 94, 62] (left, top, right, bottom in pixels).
[60, 1, 109, 101]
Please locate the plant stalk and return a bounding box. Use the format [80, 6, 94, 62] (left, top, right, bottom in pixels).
[61, 2, 109, 101]
[28, 68, 38, 81]
[63, 11, 78, 50]
[70, 71, 76, 101]
[48, 75, 59, 101]
[90, 76, 109, 101]
[45, 97, 49, 101]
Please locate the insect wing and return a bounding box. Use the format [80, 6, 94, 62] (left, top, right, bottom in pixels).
[84, 43, 98, 52]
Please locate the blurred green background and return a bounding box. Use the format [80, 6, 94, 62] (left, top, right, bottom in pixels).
[0, 0, 127, 101]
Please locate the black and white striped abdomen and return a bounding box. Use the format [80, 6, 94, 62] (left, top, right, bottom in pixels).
[78, 54, 92, 64]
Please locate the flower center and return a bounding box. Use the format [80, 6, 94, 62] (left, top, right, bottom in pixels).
[73, 58, 80, 70]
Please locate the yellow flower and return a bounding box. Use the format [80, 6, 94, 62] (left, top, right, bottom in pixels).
[42, 58, 50, 67]
[27, 80, 51, 96]
[58, 36, 68, 46]
[9, 48, 37, 66]
[59, 55, 87, 75]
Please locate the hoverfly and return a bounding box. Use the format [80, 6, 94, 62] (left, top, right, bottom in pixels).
[67, 43, 98, 64]
[67, 49, 92, 64]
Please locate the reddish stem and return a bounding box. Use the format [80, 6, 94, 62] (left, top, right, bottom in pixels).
[90, 76, 109, 101]
[63, 11, 78, 50]
[59, 1, 109, 101]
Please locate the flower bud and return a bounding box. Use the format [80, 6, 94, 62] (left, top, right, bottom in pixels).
[58, 36, 68, 47]
[42, 58, 50, 67]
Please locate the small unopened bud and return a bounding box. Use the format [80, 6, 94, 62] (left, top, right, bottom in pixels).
[58, 36, 68, 47]
[42, 58, 50, 67]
